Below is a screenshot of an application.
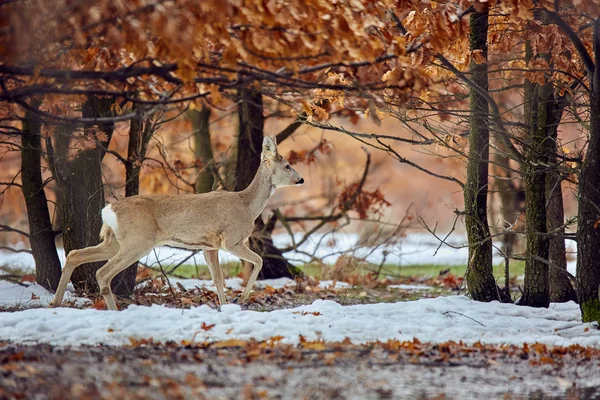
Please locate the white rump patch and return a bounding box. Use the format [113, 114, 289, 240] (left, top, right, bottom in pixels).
[101, 204, 119, 233]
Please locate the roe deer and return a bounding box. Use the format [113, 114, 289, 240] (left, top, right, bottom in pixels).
[50, 136, 303, 310]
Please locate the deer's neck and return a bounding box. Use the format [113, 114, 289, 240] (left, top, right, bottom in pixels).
[239, 161, 274, 219]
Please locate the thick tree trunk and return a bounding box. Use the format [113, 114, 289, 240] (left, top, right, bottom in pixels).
[545, 101, 577, 303]
[520, 43, 551, 307]
[21, 103, 62, 291]
[235, 89, 301, 279]
[464, 10, 499, 302]
[189, 106, 215, 194]
[235, 90, 264, 192]
[577, 18, 600, 322]
[60, 96, 114, 293]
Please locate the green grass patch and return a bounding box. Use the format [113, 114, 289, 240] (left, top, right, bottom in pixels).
[160, 260, 526, 282]
[382, 261, 525, 280]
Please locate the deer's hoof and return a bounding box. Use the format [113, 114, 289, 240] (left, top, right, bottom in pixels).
[232, 294, 249, 305]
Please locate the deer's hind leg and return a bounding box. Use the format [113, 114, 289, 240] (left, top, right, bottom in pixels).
[50, 235, 119, 308]
[95, 246, 152, 311]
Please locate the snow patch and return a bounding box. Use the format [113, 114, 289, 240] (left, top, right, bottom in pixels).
[164, 277, 350, 292]
[317, 280, 351, 289]
[389, 284, 433, 291]
[0, 233, 579, 274]
[0, 280, 88, 308]
[0, 295, 598, 348]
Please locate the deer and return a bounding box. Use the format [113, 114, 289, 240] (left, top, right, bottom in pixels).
[50, 136, 304, 311]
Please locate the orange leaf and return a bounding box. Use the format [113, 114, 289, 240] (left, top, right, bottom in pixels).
[212, 339, 247, 348]
[21, 274, 36, 283]
[201, 322, 216, 331]
[92, 298, 107, 310]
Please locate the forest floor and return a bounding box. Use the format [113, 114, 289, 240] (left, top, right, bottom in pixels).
[1, 339, 599, 400]
[1, 255, 596, 400]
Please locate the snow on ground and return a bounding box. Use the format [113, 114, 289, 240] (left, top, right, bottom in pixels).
[4, 232, 569, 273]
[159, 277, 348, 292]
[389, 284, 433, 291]
[0, 295, 598, 348]
[0, 277, 349, 308]
[0, 233, 587, 349]
[0, 281, 88, 308]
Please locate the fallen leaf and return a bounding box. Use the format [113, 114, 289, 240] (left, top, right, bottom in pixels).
[212, 339, 248, 348]
[201, 322, 215, 331]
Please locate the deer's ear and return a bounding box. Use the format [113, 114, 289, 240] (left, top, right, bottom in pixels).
[262, 136, 277, 158]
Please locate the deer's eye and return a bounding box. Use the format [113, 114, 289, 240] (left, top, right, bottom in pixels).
[286, 165, 292, 170]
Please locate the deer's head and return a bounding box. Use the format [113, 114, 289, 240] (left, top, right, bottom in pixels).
[262, 136, 304, 187]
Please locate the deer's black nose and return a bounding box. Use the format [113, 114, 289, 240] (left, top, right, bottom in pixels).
[298, 178, 305, 184]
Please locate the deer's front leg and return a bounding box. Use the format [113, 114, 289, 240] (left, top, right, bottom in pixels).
[203, 249, 226, 309]
[227, 242, 263, 302]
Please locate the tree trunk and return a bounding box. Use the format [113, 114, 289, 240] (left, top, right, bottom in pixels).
[520, 41, 551, 308]
[492, 150, 518, 296]
[21, 103, 62, 291]
[235, 89, 301, 279]
[546, 166, 576, 302]
[189, 106, 215, 194]
[545, 98, 577, 303]
[577, 18, 600, 322]
[464, 10, 499, 302]
[110, 112, 154, 296]
[60, 96, 114, 293]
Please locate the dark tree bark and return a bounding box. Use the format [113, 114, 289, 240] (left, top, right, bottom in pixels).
[189, 105, 215, 194]
[109, 112, 155, 295]
[545, 97, 577, 303]
[464, 10, 499, 302]
[520, 42, 551, 308]
[21, 102, 62, 290]
[235, 89, 301, 279]
[58, 96, 114, 293]
[577, 18, 600, 322]
[546, 165, 576, 302]
[235, 89, 264, 192]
